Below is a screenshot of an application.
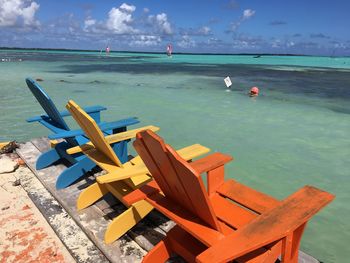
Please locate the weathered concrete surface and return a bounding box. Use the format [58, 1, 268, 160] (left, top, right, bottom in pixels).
[18, 158, 109, 263]
[0, 166, 74, 263]
[17, 139, 145, 263]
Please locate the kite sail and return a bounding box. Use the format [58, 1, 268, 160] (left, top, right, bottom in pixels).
[166, 44, 173, 56]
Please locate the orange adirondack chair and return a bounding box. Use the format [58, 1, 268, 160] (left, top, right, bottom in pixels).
[123, 130, 335, 263]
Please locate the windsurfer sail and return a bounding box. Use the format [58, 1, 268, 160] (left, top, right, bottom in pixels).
[106, 46, 110, 55]
[166, 44, 173, 57]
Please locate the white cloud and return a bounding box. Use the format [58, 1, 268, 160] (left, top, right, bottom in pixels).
[0, 0, 40, 28]
[232, 38, 261, 49]
[130, 35, 161, 46]
[119, 3, 136, 13]
[232, 40, 249, 48]
[243, 9, 255, 20]
[286, 41, 295, 47]
[231, 34, 264, 50]
[199, 26, 211, 35]
[207, 37, 221, 44]
[106, 3, 137, 34]
[84, 18, 96, 27]
[332, 42, 346, 49]
[84, 18, 96, 31]
[83, 3, 137, 34]
[271, 39, 296, 49]
[178, 35, 196, 48]
[83, 3, 173, 43]
[179, 26, 211, 36]
[148, 13, 172, 35]
[230, 8, 256, 32]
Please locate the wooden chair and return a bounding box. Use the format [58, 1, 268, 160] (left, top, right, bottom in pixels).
[66, 100, 210, 243]
[123, 130, 335, 263]
[25, 78, 139, 188]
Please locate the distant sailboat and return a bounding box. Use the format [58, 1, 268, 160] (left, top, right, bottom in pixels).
[166, 44, 173, 57]
[106, 46, 110, 55]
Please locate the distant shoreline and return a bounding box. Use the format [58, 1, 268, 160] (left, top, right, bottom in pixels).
[1, 46, 345, 57]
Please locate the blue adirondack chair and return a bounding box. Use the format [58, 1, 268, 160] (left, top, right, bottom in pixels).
[25, 78, 139, 189]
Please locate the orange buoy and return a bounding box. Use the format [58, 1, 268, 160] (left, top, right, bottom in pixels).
[250, 86, 259, 96]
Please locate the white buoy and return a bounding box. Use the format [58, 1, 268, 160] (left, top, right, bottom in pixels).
[224, 76, 232, 92]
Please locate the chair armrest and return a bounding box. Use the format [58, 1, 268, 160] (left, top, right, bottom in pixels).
[97, 144, 209, 184]
[190, 152, 233, 174]
[123, 180, 160, 206]
[66, 125, 160, 154]
[48, 129, 84, 139]
[98, 117, 139, 131]
[59, 105, 107, 117]
[104, 125, 159, 145]
[26, 105, 107, 122]
[196, 186, 335, 263]
[96, 164, 150, 184]
[48, 117, 139, 139]
[130, 144, 210, 166]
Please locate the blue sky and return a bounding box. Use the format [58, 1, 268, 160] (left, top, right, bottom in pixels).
[0, 0, 349, 55]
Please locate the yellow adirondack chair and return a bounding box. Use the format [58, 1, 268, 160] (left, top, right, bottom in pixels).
[66, 100, 210, 243]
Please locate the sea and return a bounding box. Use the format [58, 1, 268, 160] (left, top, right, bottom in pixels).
[0, 49, 349, 262]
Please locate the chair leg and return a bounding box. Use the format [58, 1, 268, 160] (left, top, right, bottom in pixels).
[77, 182, 108, 210]
[143, 226, 207, 263]
[168, 226, 207, 262]
[54, 141, 77, 164]
[291, 223, 307, 261]
[56, 155, 96, 189]
[104, 200, 154, 244]
[281, 223, 307, 263]
[142, 237, 172, 263]
[36, 148, 61, 169]
[282, 235, 294, 263]
[207, 166, 225, 196]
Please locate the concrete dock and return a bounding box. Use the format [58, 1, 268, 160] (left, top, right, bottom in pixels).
[0, 138, 321, 263]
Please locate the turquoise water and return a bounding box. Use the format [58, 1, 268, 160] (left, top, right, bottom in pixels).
[1, 50, 349, 262]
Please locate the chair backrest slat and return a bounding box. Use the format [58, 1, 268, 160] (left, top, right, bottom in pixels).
[134, 130, 221, 230]
[166, 146, 221, 230]
[26, 78, 69, 130]
[133, 133, 187, 205]
[66, 100, 123, 167]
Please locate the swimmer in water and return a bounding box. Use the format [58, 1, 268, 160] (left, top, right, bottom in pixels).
[249, 86, 259, 97]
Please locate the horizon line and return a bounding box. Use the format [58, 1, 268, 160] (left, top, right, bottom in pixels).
[2, 46, 346, 57]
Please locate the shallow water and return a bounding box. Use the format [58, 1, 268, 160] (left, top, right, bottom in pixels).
[0, 50, 349, 262]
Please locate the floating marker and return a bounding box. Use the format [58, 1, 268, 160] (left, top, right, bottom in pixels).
[224, 76, 232, 88]
[250, 86, 259, 97]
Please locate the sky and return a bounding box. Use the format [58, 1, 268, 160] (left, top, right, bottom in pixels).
[0, 0, 349, 55]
